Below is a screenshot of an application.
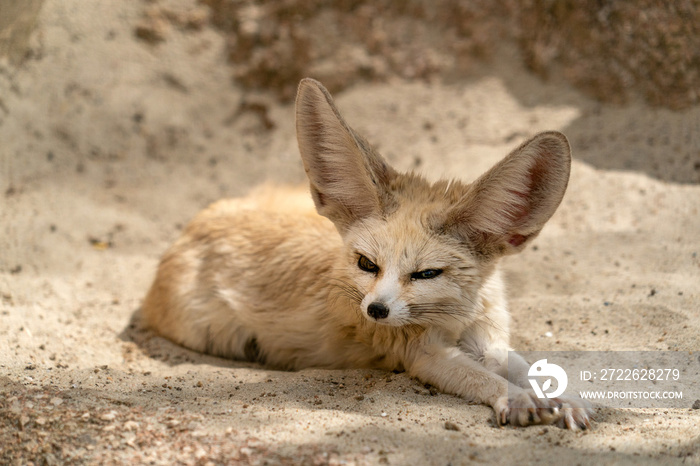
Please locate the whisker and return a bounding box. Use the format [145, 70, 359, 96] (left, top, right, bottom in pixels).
[325, 276, 505, 335]
[472, 313, 508, 335]
[328, 277, 364, 296]
[327, 278, 365, 310]
[407, 301, 482, 327]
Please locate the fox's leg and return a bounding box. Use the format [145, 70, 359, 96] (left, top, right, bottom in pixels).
[450, 271, 592, 429]
[407, 332, 591, 429]
[464, 343, 593, 430]
[408, 338, 562, 427]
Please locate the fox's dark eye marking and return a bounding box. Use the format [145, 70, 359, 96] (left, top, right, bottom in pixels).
[357, 254, 379, 274]
[411, 269, 443, 280]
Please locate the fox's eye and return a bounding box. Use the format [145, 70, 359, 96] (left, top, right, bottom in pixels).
[411, 269, 443, 280]
[357, 255, 379, 274]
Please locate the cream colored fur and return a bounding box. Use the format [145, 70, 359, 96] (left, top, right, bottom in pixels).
[142, 78, 591, 429]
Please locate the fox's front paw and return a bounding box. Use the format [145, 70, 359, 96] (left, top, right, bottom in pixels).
[494, 392, 593, 430]
[552, 396, 593, 431]
[494, 390, 562, 427]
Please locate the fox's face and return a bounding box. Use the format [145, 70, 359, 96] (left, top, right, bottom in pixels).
[342, 205, 487, 328]
[295, 78, 571, 330]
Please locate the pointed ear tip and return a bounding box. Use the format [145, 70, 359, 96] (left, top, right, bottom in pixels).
[298, 77, 317, 92]
[534, 130, 568, 145]
[530, 131, 572, 165]
[299, 77, 321, 85]
[297, 78, 328, 100]
[539, 130, 571, 150]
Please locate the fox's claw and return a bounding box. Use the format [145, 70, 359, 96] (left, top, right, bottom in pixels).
[494, 391, 561, 427]
[553, 397, 594, 431]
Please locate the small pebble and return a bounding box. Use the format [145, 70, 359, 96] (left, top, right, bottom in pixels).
[124, 420, 139, 431]
[444, 421, 460, 431]
[100, 411, 117, 421]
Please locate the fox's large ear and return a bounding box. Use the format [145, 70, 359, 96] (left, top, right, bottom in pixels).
[295, 78, 396, 232]
[445, 132, 571, 256]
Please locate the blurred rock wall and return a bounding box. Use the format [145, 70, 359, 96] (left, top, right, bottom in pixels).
[0, 0, 44, 64]
[518, 0, 700, 110]
[181, 0, 698, 109]
[5, 0, 697, 110]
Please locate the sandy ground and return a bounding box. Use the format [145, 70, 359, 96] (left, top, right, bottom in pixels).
[1, 1, 699, 464]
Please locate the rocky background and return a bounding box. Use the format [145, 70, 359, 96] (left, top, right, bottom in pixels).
[133, 0, 700, 110]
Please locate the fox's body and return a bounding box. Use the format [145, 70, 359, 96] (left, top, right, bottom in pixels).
[144, 187, 510, 373]
[143, 79, 591, 429]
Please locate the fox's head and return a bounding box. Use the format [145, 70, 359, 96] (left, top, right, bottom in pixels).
[295, 78, 571, 329]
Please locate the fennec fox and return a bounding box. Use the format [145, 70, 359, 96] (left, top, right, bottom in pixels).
[143, 78, 591, 430]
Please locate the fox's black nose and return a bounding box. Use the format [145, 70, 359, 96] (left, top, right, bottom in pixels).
[367, 301, 389, 320]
